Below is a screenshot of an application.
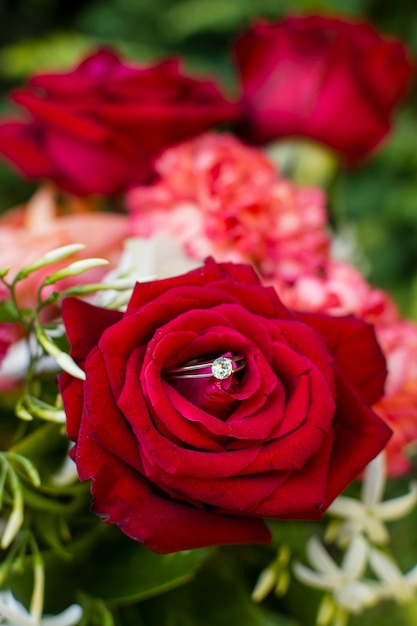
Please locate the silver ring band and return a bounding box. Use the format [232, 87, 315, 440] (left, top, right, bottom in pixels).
[165, 355, 245, 380]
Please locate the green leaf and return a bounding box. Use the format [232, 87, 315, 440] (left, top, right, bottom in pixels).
[138, 550, 299, 626]
[88, 530, 213, 605]
[19, 395, 66, 424]
[0, 299, 20, 322]
[10, 423, 71, 483]
[350, 597, 417, 626]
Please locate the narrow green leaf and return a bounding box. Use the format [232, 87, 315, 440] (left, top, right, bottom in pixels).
[0, 462, 8, 511]
[6, 452, 41, 487]
[0, 299, 20, 322]
[42, 258, 109, 286]
[21, 395, 66, 424]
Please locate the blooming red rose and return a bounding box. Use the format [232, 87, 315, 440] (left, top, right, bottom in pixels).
[0, 49, 238, 196]
[59, 260, 390, 553]
[234, 15, 414, 162]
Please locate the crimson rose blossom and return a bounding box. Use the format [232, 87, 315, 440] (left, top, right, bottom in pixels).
[0, 49, 238, 196]
[234, 15, 414, 162]
[60, 260, 390, 553]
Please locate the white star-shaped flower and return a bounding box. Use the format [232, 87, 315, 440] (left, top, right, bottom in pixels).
[369, 548, 417, 603]
[0, 591, 82, 626]
[326, 452, 417, 545]
[293, 534, 378, 613]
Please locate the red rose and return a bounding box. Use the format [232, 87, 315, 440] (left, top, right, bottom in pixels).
[0, 49, 238, 196]
[59, 260, 390, 553]
[234, 15, 414, 162]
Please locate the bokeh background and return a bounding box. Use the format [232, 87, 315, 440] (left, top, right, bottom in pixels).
[1, 0, 417, 317]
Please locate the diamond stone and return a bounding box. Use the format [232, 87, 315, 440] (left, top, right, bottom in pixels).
[211, 357, 233, 380]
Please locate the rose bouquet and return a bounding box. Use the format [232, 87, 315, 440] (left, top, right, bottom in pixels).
[0, 11, 416, 626]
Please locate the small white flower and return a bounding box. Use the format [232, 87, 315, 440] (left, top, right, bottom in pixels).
[326, 452, 417, 545]
[97, 235, 201, 309]
[293, 534, 378, 613]
[0, 591, 82, 626]
[369, 548, 417, 603]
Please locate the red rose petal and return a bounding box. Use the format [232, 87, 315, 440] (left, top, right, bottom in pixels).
[83, 431, 272, 553]
[295, 311, 387, 405]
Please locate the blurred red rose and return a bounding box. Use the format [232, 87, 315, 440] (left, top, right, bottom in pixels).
[60, 259, 390, 553]
[234, 15, 414, 162]
[0, 49, 238, 196]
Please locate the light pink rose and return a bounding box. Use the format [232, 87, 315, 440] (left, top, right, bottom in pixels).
[0, 186, 129, 310]
[127, 132, 329, 283]
[0, 186, 129, 388]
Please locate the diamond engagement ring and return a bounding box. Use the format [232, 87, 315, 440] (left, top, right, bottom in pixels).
[165, 355, 246, 381]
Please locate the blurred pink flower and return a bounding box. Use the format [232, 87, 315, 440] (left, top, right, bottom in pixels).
[127, 132, 329, 283]
[276, 260, 399, 325]
[0, 185, 129, 309]
[0, 185, 129, 388]
[373, 321, 417, 476]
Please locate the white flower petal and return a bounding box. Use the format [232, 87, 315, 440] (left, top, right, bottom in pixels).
[0, 592, 82, 626]
[361, 453, 386, 508]
[293, 562, 338, 591]
[335, 581, 379, 613]
[341, 535, 368, 580]
[369, 549, 402, 584]
[327, 497, 365, 520]
[41, 604, 82, 626]
[362, 518, 390, 545]
[335, 520, 363, 545]
[375, 482, 417, 521]
[306, 536, 341, 575]
[0, 591, 36, 625]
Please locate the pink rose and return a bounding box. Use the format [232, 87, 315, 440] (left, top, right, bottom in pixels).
[0, 186, 129, 310]
[128, 132, 329, 283]
[234, 15, 414, 161]
[0, 49, 238, 196]
[0, 186, 129, 388]
[60, 259, 390, 553]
